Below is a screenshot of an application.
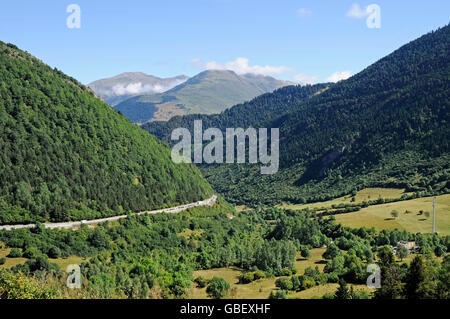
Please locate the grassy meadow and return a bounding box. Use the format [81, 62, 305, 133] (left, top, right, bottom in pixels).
[334, 194, 450, 235]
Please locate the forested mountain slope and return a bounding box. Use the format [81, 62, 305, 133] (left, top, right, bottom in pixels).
[0, 42, 212, 224]
[144, 25, 450, 206]
[142, 83, 330, 143]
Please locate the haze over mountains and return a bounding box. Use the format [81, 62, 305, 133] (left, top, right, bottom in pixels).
[88, 72, 189, 106]
[105, 70, 291, 123]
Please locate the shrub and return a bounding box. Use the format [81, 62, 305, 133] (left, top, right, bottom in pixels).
[275, 278, 293, 291]
[253, 270, 266, 280]
[206, 277, 230, 299]
[239, 272, 255, 284]
[47, 247, 61, 259]
[194, 276, 209, 288]
[269, 290, 287, 299]
[22, 247, 40, 259]
[281, 268, 292, 276]
[7, 248, 22, 258]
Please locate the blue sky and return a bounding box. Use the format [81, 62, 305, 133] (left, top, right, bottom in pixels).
[0, 0, 449, 84]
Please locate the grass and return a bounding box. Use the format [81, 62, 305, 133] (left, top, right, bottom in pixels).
[294, 248, 327, 274]
[188, 245, 432, 299]
[0, 241, 87, 271]
[288, 283, 373, 299]
[49, 256, 87, 270]
[278, 188, 408, 211]
[191, 267, 279, 299]
[0, 245, 27, 269]
[189, 248, 333, 299]
[334, 194, 450, 235]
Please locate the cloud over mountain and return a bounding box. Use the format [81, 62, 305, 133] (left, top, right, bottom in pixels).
[191, 57, 292, 77]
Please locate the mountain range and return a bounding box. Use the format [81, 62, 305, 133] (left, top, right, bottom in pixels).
[143, 25, 450, 206]
[88, 72, 189, 106]
[112, 70, 292, 123]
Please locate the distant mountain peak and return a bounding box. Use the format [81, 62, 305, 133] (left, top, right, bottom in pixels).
[88, 72, 189, 106]
[114, 69, 292, 123]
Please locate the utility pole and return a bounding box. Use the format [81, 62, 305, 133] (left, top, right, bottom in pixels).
[432, 197, 436, 234]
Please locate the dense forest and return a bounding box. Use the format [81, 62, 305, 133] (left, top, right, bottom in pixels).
[0, 200, 448, 298]
[142, 83, 329, 144]
[0, 42, 212, 224]
[144, 25, 450, 206]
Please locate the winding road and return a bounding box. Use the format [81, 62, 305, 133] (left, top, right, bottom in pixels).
[0, 195, 217, 231]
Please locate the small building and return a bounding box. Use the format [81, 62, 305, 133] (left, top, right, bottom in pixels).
[396, 241, 417, 252]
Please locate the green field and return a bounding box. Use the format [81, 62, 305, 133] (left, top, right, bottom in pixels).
[278, 188, 408, 211]
[0, 245, 27, 269]
[334, 194, 450, 235]
[0, 242, 87, 271]
[189, 248, 369, 299]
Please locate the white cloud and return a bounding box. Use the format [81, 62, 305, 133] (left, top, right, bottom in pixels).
[325, 71, 352, 83]
[297, 8, 312, 17]
[292, 71, 352, 85]
[100, 78, 187, 97]
[191, 57, 292, 77]
[346, 3, 369, 19]
[292, 73, 319, 85]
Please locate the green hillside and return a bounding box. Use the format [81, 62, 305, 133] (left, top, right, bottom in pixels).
[142, 83, 330, 143]
[114, 70, 291, 123]
[143, 25, 450, 206]
[0, 42, 212, 224]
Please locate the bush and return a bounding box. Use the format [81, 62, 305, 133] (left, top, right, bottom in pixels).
[7, 248, 22, 258]
[194, 276, 209, 288]
[0, 258, 6, 265]
[281, 268, 292, 276]
[322, 244, 342, 260]
[47, 247, 61, 259]
[326, 272, 340, 283]
[239, 272, 255, 284]
[269, 290, 287, 299]
[275, 278, 293, 290]
[22, 247, 40, 259]
[206, 277, 230, 299]
[253, 270, 266, 280]
[301, 278, 316, 290]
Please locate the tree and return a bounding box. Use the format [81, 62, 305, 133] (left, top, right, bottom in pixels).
[322, 244, 341, 260]
[300, 247, 311, 259]
[7, 248, 22, 258]
[275, 278, 293, 291]
[206, 277, 230, 299]
[335, 279, 350, 299]
[405, 255, 435, 299]
[0, 269, 57, 299]
[397, 246, 408, 262]
[269, 290, 287, 299]
[375, 247, 404, 299]
[47, 247, 61, 259]
[434, 245, 446, 257]
[391, 210, 399, 219]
